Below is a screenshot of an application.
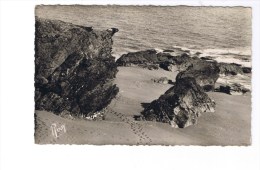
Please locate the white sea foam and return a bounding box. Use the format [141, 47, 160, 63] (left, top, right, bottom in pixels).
[198, 47, 251, 67]
[217, 74, 251, 90]
[212, 56, 251, 67]
[154, 48, 164, 53]
[155, 46, 252, 67]
[199, 47, 251, 57]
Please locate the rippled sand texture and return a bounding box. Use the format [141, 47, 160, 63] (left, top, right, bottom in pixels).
[35, 67, 251, 145]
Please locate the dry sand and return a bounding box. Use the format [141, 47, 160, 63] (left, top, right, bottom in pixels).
[35, 66, 251, 145]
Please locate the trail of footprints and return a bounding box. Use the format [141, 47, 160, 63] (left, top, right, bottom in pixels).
[107, 108, 152, 145]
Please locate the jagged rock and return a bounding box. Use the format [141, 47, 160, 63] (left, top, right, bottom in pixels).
[35, 18, 119, 116]
[156, 52, 175, 63]
[176, 60, 220, 91]
[242, 67, 251, 74]
[216, 83, 250, 95]
[159, 62, 174, 71]
[141, 77, 215, 128]
[175, 54, 201, 71]
[218, 62, 243, 75]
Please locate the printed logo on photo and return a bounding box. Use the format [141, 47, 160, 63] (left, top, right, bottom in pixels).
[51, 123, 66, 138]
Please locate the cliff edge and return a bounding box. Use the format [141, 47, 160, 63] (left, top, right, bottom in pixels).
[35, 18, 119, 117]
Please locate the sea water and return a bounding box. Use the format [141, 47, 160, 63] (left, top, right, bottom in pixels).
[36, 5, 252, 89]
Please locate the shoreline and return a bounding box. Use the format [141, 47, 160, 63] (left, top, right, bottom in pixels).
[113, 46, 251, 67]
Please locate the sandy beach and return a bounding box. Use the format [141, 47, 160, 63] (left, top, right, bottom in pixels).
[35, 66, 251, 145]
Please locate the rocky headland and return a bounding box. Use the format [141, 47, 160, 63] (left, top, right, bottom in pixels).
[35, 18, 119, 117]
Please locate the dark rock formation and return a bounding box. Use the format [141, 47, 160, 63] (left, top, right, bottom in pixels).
[116, 49, 195, 71]
[141, 77, 215, 128]
[242, 67, 251, 74]
[176, 54, 200, 71]
[159, 62, 174, 71]
[218, 62, 243, 75]
[117, 50, 252, 77]
[163, 49, 175, 53]
[176, 60, 220, 92]
[200, 56, 214, 61]
[116, 49, 158, 66]
[216, 83, 250, 95]
[116, 50, 178, 71]
[35, 18, 119, 117]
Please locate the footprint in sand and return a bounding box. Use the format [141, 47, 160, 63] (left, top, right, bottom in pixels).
[107, 106, 153, 145]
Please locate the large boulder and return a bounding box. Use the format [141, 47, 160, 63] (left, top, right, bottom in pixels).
[176, 60, 220, 91]
[141, 77, 215, 128]
[35, 18, 119, 117]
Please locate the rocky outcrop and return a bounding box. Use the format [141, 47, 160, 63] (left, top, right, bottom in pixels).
[35, 18, 119, 117]
[200, 56, 214, 61]
[141, 77, 215, 128]
[116, 49, 159, 66]
[117, 49, 252, 76]
[216, 83, 250, 95]
[116, 49, 198, 71]
[242, 67, 251, 74]
[159, 62, 174, 71]
[176, 60, 220, 92]
[218, 62, 244, 75]
[141, 57, 218, 127]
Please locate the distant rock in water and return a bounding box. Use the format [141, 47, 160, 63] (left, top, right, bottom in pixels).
[117, 49, 252, 77]
[216, 83, 250, 95]
[200, 56, 214, 61]
[35, 18, 119, 117]
[176, 60, 220, 92]
[218, 62, 244, 75]
[141, 77, 216, 128]
[163, 49, 175, 53]
[242, 67, 251, 74]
